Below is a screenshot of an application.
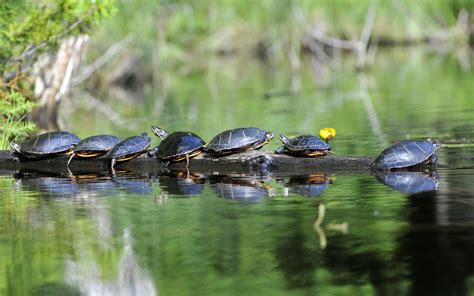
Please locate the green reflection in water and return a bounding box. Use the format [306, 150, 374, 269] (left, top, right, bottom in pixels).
[1, 48, 474, 295]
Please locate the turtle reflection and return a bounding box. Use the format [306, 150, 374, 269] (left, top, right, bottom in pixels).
[210, 176, 274, 203]
[285, 174, 332, 197]
[158, 172, 206, 197]
[112, 173, 153, 194]
[73, 174, 116, 194]
[375, 171, 439, 194]
[13, 172, 79, 198]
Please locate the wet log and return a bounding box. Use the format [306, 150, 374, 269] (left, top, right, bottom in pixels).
[0, 150, 374, 176]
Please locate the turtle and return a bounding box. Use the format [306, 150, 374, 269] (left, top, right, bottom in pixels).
[107, 133, 151, 170]
[275, 134, 332, 156]
[148, 125, 205, 167]
[205, 127, 274, 156]
[10, 131, 80, 159]
[372, 140, 441, 170]
[67, 135, 121, 169]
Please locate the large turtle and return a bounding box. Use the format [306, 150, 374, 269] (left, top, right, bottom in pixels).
[275, 134, 332, 156]
[373, 140, 441, 170]
[148, 126, 205, 167]
[10, 131, 80, 159]
[67, 135, 121, 169]
[107, 133, 151, 170]
[205, 127, 274, 156]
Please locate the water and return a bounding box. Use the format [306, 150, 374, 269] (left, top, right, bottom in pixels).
[1, 48, 474, 295]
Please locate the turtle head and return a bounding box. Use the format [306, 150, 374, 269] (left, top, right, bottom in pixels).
[319, 128, 336, 143]
[151, 126, 170, 140]
[10, 141, 21, 154]
[434, 143, 442, 151]
[279, 134, 289, 144]
[265, 131, 275, 142]
[141, 132, 152, 142]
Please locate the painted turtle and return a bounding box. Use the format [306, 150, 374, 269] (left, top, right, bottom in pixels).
[373, 140, 441, 170]
[107, 133, 151, 169]
[67, 135, 121, 168]
[10, 131, 80, 159]
[205, 127, 274, 156]
[148, 126, 205, 167]
[275, 134, 332, 156]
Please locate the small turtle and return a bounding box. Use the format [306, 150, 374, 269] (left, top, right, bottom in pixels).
[373, 140, 441, 170]
[148, 126, 205, 167]
[205, 127, 274, 156]
[67, 135, 121, 169]
[10, 131, 80, 159]
[275, 134, 332, 156]
[107, 133, 151, 170]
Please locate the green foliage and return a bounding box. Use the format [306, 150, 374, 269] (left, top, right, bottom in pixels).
[87, 0, 473, 74]
[0, 0, 116, 74]
[0, 0, 116, 149]
[0, 90, 36, 148]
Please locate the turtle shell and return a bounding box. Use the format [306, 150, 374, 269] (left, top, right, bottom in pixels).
[373, 140, 439, 170]
[74, 135, 121, 155]
[283, 135, 331, 152]
[108, 133, 151, 160]
[206, 127, 273, 154]
[15, 131, 80, 158]
[158, 131, 205, 160]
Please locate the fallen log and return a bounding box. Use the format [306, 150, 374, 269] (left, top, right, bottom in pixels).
[0, 150, 374, 176]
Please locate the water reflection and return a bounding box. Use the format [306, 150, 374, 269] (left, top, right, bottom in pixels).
[112, 173, 152, 195]
[397, 189, 474, 295]
[66, 228, 157, 295]
[209, 176, 274, 202]
[13, 171, 154, 197]
[13, 172, 79, 198]
[375, 171, 439, 194]
[2, 167, 474, 294]
[157, 171, 206, 197]
[283, 174, 332, 197]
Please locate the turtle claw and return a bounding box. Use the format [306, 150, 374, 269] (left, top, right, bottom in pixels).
[275, 146, 285, 154]
[9, 154, 20, 162]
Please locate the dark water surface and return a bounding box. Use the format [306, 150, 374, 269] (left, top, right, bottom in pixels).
[1, 49, 474, 295]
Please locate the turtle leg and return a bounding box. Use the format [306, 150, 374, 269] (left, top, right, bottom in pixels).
[430, 154, 439, 170]
[110, 158, 117, 175]
[185, 153, 190, 170]
[275, 146, 285, 154]
[9, 153, 20, 162]
[148, 146, 159, 158]
[66, 153, 75, 170]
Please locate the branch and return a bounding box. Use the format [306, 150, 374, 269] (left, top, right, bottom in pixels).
[73, 35, 134, 85]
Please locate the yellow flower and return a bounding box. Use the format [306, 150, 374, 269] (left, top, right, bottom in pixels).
[319, 128, 336, 142]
